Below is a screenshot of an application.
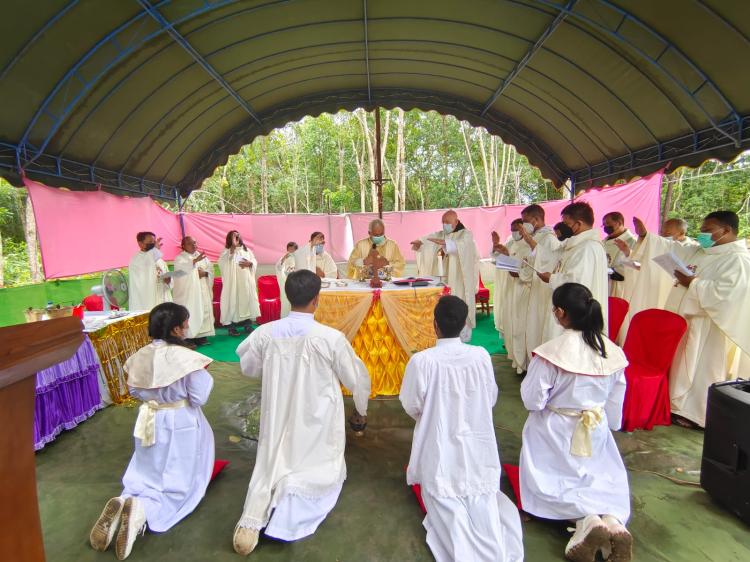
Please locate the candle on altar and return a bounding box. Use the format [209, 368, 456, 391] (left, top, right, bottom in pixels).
[437, 253, 444, 278]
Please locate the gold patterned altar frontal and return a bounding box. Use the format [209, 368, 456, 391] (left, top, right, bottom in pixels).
[315, 287, 444, 396]
[88, 313, 150, 405]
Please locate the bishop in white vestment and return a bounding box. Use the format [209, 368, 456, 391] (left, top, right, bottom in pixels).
[218, 230, 260, 336]
[128, 231, 172, 311]
[400, 295, 523, 562]
[172, 236, 215, 342]
[89, 303, 214, 560]
[412, 210, 480, 343]
[633, 211, 750, 427]
[232, 270, 370, 555]
[519, 283, 631, 562]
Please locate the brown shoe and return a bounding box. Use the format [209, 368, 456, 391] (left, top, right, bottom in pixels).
[89, 496, 124, 551]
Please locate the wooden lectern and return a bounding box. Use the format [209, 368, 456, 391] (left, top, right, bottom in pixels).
[0, 316, 84, 562]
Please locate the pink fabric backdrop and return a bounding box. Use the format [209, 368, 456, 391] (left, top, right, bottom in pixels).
[25, 171, 662, 279]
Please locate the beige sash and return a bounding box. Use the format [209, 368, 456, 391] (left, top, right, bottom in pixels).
[547, 405, 604, 457]
[133, 399, 189, 447]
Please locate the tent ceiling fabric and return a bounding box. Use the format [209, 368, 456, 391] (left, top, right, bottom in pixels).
[1, 0, 749, 197]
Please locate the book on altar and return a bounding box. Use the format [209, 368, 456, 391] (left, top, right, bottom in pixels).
[495, 255, 521, 272]
[653, 251, 694, 278]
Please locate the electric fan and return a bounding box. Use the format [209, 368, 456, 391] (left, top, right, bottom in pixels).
[91, 269, 129, 311]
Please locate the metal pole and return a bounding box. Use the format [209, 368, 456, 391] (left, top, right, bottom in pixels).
[374, 107, 383, 218]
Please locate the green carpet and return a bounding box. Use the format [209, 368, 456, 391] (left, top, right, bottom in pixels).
[199, 312, 505, 363]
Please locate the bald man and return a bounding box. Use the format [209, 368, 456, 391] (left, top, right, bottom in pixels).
[411, 210, 480, 342]
[613, 217, 697, 343]
[347, 219, 405, 279]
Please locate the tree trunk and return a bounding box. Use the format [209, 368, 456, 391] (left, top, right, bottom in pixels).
[23, 195, 42, 282]
[218, 165, 227, 213]
[260, 137, 269, 213]
[355, 109, 378, 213]
[0, 230, 4, 287]
[352, 138, 367, 212]
[397, 108, 406, 211]
[460, 122, 487, 206]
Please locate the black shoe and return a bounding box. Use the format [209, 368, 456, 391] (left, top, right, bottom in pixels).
[228, 327, 241, 337]
[194, 337, 209, 346]
[243, 323, 254, 334]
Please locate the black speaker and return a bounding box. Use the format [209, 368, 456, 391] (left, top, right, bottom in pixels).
[700, 380, 750, 525]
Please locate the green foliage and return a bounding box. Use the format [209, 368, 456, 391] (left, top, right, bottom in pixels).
[2, 238, 32, 285]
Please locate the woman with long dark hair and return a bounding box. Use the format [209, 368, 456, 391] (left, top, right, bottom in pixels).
[218, 230, 260, 336]
[519, 283, 632, 562]
[89, 303, 215, 560]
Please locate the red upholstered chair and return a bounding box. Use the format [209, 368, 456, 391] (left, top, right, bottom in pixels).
[608, 297, 629, 340]
[82, 294, 119, 311]
[257, 275, 281, 325]
[212, 277, 223, 327]
[476, 277, 490, 316]
[621, 309, 687, 432]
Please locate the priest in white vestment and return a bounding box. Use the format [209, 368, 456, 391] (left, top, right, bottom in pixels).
[492, 231, 515, 336]
[519, 283, 631, 562]
[128, 231, 173, 311]
[218, 230, 260, 337]
[538, 202, 609, 340]
[172, 236, 215, 344]
[632, 211, 750, 428]
[400, 295, 524, 562]
[293, 231, 338, 278]
[411, 210, 480, 343]
[514, 204, 563, 366]
[347, 219, 406, 278]
[492, 219, 533, 374]
[614, 218, 696, 344]
[232, 270, 370, 555]
[89, 303, 214, 560]
[275, 242, 298, 318]
[602, 212, 637, 298]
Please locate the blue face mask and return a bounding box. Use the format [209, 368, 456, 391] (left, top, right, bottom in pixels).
[371, 235, 385, 245]
[696, 232, 715, 249]
[442, 223, 454, 234]
[314, 243, 324, 255]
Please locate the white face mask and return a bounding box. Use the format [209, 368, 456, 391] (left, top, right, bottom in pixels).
[511, 232, 522, 241]
[522, 222, 534, 234]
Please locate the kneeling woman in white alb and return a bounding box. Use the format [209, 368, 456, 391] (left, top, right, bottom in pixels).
[89, 302, 215, 560]
[519, 282, 632, 562]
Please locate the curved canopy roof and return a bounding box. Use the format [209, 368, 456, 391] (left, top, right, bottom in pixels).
[1, 0, 749, 199]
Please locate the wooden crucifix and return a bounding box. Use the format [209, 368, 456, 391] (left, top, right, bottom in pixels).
[363, 244, 389, 288]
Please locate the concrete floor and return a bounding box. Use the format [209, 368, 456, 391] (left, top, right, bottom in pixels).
[36, 356, 750, 561]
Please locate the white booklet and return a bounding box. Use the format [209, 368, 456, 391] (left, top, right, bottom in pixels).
[653, 251, 694, 278]
[495, 255, 521, 272]
[160, 269, 187, 280]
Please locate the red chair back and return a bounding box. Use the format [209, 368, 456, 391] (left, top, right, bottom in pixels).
[479, 277, 486, 290]
[608, 297, 629, 340]
[82, 294, 103, 311]
[623, 309, 687, 373]
[257, 275, 281, 300]
[212, 277, 223, 327]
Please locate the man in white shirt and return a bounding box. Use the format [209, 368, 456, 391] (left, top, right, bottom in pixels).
[128, 231, 172, 311]
[233, 270, 371, 555]
[400, 295, 524, 562]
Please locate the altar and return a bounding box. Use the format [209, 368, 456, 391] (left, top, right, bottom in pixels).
[314, 279, 448, 396]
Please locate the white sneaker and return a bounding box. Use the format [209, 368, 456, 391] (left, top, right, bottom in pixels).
[233, 525, 260, 556]
[115, 497, 146, 560]
[89, 496, 124, 551]
[565, 515, 610, 562]
[602, 515, 633, 562]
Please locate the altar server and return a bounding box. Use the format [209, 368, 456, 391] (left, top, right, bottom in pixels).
[411, 210, 480, 342]
[218, 230, 260, 336]
[347, 219, 406, 278]
[275, 242, 298, 318]
[538, 202, 609, 339]
[520, 283, 631, 562]
[294, 231, 338, 278]
[172, 236, 215, 345]
[602, 212, 637, 298]
[128, 231, 172, 311]
[400, 295, 524, 562]
[633, 211, 750, 428]
[89, 303, 214, 560]
[232, 270, 370, 555]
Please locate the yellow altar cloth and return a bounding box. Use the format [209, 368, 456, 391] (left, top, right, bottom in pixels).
[315, 286, 445, 396]
[87, 313, 150, 404]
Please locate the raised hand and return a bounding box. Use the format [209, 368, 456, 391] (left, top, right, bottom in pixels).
[491, 231, 500, 245]
[411, 239, 423, 251]
[614, 239, 631, 257]
[633, 217, 647, 237]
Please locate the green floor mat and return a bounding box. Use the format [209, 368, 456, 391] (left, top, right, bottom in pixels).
[471, 312, 505, 355]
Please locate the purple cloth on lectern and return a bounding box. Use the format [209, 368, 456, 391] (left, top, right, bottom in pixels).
[34, 334, 103, 450]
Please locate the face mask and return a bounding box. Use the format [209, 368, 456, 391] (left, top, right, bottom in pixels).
[603, 225, 615, 235]
[144, 242, 156, 251]
[696, 232, 716, 249]
[511, 232, 522, 242]
[442, 223, 454, 234]
[314, 243, 324, 255]
[371, 235, 385, 245]
[522, 222, 534, 234]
